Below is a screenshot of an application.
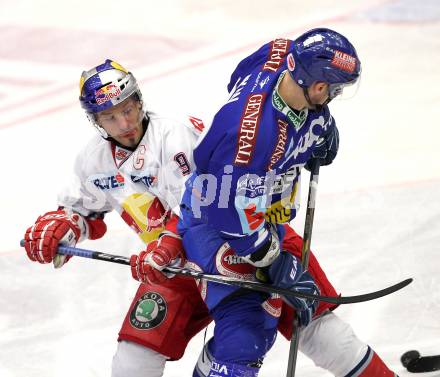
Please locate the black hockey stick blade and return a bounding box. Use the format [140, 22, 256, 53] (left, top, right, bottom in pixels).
[407, 356, 440, 373]
[401, 350, 440, 373]
[166, 266, 413, 305]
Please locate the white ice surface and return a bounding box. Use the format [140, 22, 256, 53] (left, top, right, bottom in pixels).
[1, 0, 439, 376]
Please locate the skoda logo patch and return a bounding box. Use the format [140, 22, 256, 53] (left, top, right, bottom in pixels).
[130, 292, 167, 330]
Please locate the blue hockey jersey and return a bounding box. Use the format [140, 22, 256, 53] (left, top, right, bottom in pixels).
[181, 38, 335, 257]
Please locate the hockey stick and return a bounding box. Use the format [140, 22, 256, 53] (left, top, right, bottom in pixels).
[401, 350, 440, 373]
[286, 161, 320, 377]
[19, 241, 412, 304]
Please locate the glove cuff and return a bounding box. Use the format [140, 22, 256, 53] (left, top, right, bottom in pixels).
[64, 209, 90, 242]
[157, 233, 183, 259]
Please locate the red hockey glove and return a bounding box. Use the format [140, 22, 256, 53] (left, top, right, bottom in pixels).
[130, 233, 184, 285]
[24, 210, 88, 268]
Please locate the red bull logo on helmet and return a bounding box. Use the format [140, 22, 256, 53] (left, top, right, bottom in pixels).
[95, 83, 122, 105]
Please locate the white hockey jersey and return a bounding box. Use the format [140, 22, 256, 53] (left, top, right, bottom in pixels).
[58, 112, 204, 244]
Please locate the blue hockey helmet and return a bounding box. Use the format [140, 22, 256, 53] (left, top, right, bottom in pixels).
[287, 28, 361, 99]
[79, 59, 143, 122]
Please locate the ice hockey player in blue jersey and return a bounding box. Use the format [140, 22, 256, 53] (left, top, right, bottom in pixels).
[184, 29, 356, 260]
[180, 28, 400, 377]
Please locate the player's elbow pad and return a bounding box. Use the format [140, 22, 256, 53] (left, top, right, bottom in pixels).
[242, 227, 280, 268]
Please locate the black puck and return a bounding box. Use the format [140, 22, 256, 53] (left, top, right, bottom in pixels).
[401, 350, 421, 368]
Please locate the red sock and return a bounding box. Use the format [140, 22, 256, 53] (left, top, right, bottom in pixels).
[348, 347, 397, 377]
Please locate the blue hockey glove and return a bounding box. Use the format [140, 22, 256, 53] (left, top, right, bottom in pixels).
[267, 251, 319, 327]
[305, 125, 339, 171]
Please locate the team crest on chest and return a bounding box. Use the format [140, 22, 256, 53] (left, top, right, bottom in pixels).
[113, 145, 132, 168]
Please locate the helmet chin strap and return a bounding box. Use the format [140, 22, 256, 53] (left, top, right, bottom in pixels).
[303, 87, 332, 112]
[95, 123, 109, 138]
[303, 87, 321, 112]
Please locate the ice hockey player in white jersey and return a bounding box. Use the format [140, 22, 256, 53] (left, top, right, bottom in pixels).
[23, 59, 212, 377]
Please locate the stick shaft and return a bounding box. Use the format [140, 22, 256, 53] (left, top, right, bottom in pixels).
[19, 241, 411, 305]
[286, 161, 320, 377]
